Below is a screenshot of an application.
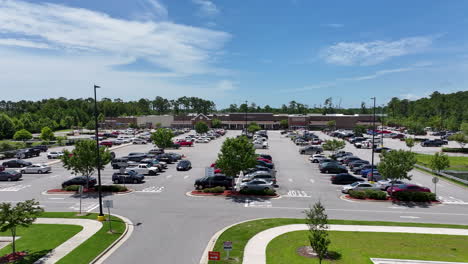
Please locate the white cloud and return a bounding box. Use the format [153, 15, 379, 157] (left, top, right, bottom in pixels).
[216, 80, 237, 91]
[323, 23, 344, 28]
[0, 0, 230, 75]
[321, 36, 433, 66]
[342, 67, 413, 81]
[0, 38, 52, 49]
[276, 83, 335, 93]
[192, 0, 219, 17]
[134, 0, 168, 21]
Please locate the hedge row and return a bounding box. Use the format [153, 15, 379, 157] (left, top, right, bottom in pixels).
[63, 184, 128, 192]
[393, 191, 436, 202]
[442, 147, 468, 153]
[202, 186, 225, 193]
[239, 188, 276, 196]
[349, 190, 387, 200]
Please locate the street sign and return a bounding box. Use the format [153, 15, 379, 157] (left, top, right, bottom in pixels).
[205, 167, 215, 177]
[223, 241, 233, 251]
[208, 251, 220, 261]
[78, 185, 83, 194]
[432, 177, 439, 184]
[103, 200, 113, 208]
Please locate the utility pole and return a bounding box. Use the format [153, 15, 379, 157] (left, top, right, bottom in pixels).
[370, 97, 376, 182]
[244, 100, 248, 132]
[94, 84, 104, 221]
[381, 104, 384, 147]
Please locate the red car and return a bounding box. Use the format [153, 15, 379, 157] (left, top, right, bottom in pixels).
[256, 157, 272, 163]
[387, 184, 430, 195]
[391, 134, 405, 139]
[174, 140, 193, 147]
[99, 141, 113, 147]
[210, 163, 222, 173]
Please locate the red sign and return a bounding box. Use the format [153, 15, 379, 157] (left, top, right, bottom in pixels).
[208, 251, 220, 261]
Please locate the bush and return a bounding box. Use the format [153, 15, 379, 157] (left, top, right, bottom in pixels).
[64, 185, 80, 191]
[202, 186, 225, 193]
[98, 185, 128, 192]
[394, 191, 436, 202]
[239, 188, 277, 196]
[348, 190, 366, 199]
[442, 147, 468, 153]
[349, 190, 387, 200]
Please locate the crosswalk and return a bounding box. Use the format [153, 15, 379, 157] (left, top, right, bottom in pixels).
[69, 202, 99, 212]
[0, 184, 31, 192]
[136, 186, 165, 193]
[244, 200, 272, 208]
[285, 190, 310, 198]
[439, 196, 468, 205]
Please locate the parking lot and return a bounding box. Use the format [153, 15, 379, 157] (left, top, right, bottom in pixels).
[0, 129, 467, 264]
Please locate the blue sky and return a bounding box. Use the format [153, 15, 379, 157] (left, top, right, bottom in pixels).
[0, 0, 467, 108]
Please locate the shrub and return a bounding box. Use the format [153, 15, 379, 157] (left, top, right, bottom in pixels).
[348, 190, 366, 199]
[64, 185, 80, 191]
[394, 191, 436, 202]
[239, 188, 277, 196]
[442, 148, 468, 153]
[202, 186, 225, 193]
[364, 189, 387, 200]
[98, 185, 128, 192]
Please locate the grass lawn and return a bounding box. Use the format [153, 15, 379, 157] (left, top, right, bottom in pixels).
[0, 224, 82, 264]
[415, 153, 468, 172]
[208, 218, 468, 264]
[267, 230, 468, 264]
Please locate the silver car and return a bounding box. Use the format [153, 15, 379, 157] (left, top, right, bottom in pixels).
[341, 182, 380, 193]
[20, 164, 51, 174]
[377, 179, 406, 191]
[240, 179, 274, 191]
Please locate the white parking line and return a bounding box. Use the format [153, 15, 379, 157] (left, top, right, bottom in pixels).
[400, 216, 420, 219]
[286, 190, 311, 198]
[166, 175, 173, 179]
[48, 197, 65, 200]
[288, 178, 293, 182]
[309, 179, 315, 184]
[183, 175, 189, 179]
[136, 186, 165, 193]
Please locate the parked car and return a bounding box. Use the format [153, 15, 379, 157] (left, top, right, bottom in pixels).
[148, 148, 164, 155]
[194, 175, 233, 190]
[111, 157, 130, 169]
[174, 140, 193, 147]
[196, 137, 210, 143]
[240, 179, 274, 191]
[47, 151, 64, 159]
[361, 168, 379, 178]
[31, 145, 48, 152]
[99, 141, 113, 147]
[299, 146, 323, 155]
[243, 171, 276, 184]
[156, 153, 177, 163]
[166, 152, 182, 161]
[62, 176, 97, 188]
[331, 173, 365, 184]
[0, 171, 22, 181]
[352, 164, 376, 174]
[341, 156, 362, 165]
[244, 166, 276, 176]
[2, 159, 32, 168]
[133, 138, 147, 144]
[15, 148, 41, 159]
[258, 154, 272, 161]
[348, 160, 369, 169]
[253, 141, 269, 149]
[377, 179, 407, 190]
[176, 160, 192, 171]
[391, 134, 405, 139]
[420, 140, 443, 147]
[387, 184, 431, 195]
[20, 164, 51, 174]
[257, 160, 274, 169]
[112, 172, 144, 184]
[320, 162, 347, 174]
[126, 163, 160, 175]
[140, 158, 166, 171]
[309, 154, 326, 163]
[374, 147, 391, 153]
[331, 152, 353, 159]
[342, 182, 380, 193]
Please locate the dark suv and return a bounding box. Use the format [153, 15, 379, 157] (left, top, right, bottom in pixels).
[61, 176, 97, 188]
[194, 175, 233, 190]
[3, 159, 32, 168]
[421, 140, 443, 147]
[31, 145, 48, 152]
[15, 148, 41, 159]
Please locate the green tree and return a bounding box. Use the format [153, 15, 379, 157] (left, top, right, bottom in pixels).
[377, 150, 416, 192]
[247, 122, 261, 133]
[0, 113, 15, 139]
[40, 126, 55, 142]
[211, 118, 222, 128]
[305, 201, 330, 264]
[85, 120, 96, 130]
[460, 122, 468, 135]
[322, 139, 346, 155]
[279, 119, 289, 129]
[326, 120, 336, 130]
[407, 122, 426, 135]
[11, 118, 24, 131]
[13, 129, 32, 141]
[448, 133, 467, 149]
[429, 152, 450, 174]
[195, 121, 209, 134]
[61, 140, 112, 188]
[155, 122, 162, 128]
[353, 125, 367, 136]
[151, 128, 174, 149]
[215, 136, 257, 178]
[0, 199, 44, 254]
[405, 137, 415, 151]
[56, 136, 68, 146]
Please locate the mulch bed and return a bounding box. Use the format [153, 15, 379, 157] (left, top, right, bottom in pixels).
[0, 252, 27, 264]
[46, 188, 132, 194]
[190, 190, 279, 198]
[344, 195, 441, 203]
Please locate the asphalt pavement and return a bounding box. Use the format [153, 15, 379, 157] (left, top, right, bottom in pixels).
[0, 130, 467, 264]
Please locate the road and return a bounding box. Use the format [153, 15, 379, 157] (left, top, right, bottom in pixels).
[0, 131, 467, 264]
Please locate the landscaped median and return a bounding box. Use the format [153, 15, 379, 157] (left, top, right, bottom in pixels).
[190, 186, 279, 198]
[0, 212, 128, 264]
[47, 184, 132, 195]
[204, 218, 468, 264]
[343, 190, 439, 203]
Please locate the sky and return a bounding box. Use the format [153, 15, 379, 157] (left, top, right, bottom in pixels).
[1, 0, 468, 108]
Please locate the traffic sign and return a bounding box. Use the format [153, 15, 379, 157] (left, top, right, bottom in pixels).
[208, 251, 220, 261]
[223, 241, 233, 251]
[432, 177, 439, 184]
[205, 167, 215, 177]
[103, 200, 113, 208]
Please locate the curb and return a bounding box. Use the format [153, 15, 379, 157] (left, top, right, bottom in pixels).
[186, 191, 282, 199]
[90, 213, 134, 264]
[44, 190, 135, 195]
[199, 218, 269, 264]
[340, 194, 442, 204]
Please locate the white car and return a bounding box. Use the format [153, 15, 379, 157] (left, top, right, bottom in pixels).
[133, 138, 147, 144]
[196, 138, 210, 143]
[20, 164, 51, 174]
[126, 164, 160, 175]
[47, 151, 64, 159]
[377, 179, 407, 191]
[254, 141, 268, 149]
[341, 182, 380, 194]
[309, 154, 326, 163]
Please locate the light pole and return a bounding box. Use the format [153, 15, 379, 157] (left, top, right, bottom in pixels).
[380, 104, 384, 147]
[94, 84, 105, 221]
[244, 100, 248, 133]
[370, 97, 376, 182]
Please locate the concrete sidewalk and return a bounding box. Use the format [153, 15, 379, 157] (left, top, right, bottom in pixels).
[243, 224, 468, 264]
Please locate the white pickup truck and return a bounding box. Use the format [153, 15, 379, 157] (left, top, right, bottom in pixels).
[125, 164, 159, 175]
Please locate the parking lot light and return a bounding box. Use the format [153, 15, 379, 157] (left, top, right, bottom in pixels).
[94, 84, 105, 221]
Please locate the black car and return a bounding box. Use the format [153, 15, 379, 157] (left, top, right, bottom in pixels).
[156, 153, 177, 163]
[123, 154, 147, 162]
[0, 171, 22, 181]
[31, 145, 48, 152]
[176, 160, 192, 171]
[348, 160, 369, 169]
[2, 159, 32, 168]
[341, 156, 362, 165]
[15, 148, 41, 159]
[331, 152, 353, 159]
[112, 172, 144, 184]
[111, 158, 129, 169]
[353, 164, 377, 174]
[320, 162, 347, 174]
[257, 160, 274, 169]
[331, 173, 365, 184]
[62, 176, 97, 188]
[374, 147, 391, 153]
[166, 152, 182, 161]
[194, 174, 233, 190]
[421, 140, 443, 147]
